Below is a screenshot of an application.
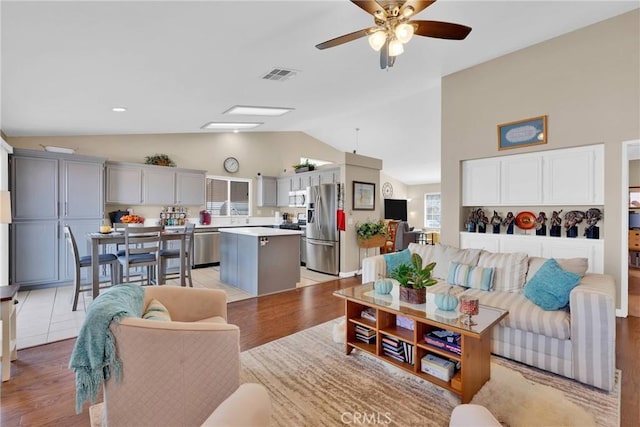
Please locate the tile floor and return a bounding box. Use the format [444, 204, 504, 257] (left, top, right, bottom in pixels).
[13, 266, 336, 350]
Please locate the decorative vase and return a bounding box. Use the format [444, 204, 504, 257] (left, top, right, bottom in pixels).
[566, 226, 578, 238]
[585, 226, 599, 239]
[435, 288, 458, 311]
[550, 225, 561, 237]
[399, 287, 426, 304]
[536, 225, 546, 236]
[374, 278, 393, 295]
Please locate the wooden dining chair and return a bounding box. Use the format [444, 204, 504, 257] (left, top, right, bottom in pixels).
[380, 220, 400, 254]
[159, 223, 195, 287]
[63, 225, 119, 311]
[117, 226, 162, 285]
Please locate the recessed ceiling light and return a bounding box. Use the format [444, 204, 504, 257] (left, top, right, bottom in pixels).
[112, 107, 127, 112]
[223, 105, 294, 116]
[200, 122, 263, 130]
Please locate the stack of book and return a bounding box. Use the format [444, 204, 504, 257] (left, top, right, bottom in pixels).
[424, 330, 461, 355]
[355, 325, 376, 344]
[381, 336, 414, 365]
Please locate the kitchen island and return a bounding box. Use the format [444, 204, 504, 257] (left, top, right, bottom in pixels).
[219, 227, 302, 296]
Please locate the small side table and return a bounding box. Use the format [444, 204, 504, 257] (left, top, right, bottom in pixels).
[1, 284, 19, 382]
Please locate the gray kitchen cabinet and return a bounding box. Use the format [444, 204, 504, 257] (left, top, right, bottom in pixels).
[257, 176, 277, 207]
[10, 149, 106, 288]
[12, 155, 58, 220]
[106, 164, 143, 204]
[11, 221, 59, 285]
[318, 168, 339, 184]
[276, 177, 291, 207]
[176, 171, 206, 205]
[106, 161, 205, 206]
[144, 168, 175, 205]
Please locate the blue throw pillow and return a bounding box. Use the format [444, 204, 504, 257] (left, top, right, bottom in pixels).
[383, 249, 412, 276]
[524, 258, 581, 310]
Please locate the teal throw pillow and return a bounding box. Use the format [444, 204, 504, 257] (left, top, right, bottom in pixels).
[383, 249, 412, 276]
[447, 262, 494, 291]
[524, 258, 581, 310]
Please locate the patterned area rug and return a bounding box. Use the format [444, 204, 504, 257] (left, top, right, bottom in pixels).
[240, 319, 621, 427]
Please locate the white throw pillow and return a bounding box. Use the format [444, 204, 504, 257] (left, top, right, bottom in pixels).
[431, 244, 482, 280]
[477, 251, 529, 292]
[409, 243, 434, 267]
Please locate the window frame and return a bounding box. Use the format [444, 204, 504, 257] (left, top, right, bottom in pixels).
[205, 175, 252, 217]
[424, 192, 441, 230]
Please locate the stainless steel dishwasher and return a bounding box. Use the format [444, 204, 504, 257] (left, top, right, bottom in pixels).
[193, 229, 220, 267]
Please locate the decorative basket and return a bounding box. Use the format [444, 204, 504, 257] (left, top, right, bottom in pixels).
[357, 234, 386, 248]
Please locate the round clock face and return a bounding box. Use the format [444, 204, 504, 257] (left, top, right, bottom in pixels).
[382, 182, 393, 198]
[223, 157, 239, 173]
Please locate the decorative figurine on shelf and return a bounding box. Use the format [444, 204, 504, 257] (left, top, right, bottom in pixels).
[535, 211, 547, 236]
[490, 211, 502, 234]
[502, 211, 515, 234]
[564, 210, 585, 238]
[476, 209, 489, 233]
[584, 208, 602, 239]
[550, 209, 563, 237]
[465, 209, 477, 233]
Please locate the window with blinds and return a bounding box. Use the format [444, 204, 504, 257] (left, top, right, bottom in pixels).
[205, 177, 250, 216]
[424, 193, 441, 229]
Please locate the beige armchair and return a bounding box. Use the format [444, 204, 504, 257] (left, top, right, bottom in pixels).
[100, 287, 271, 427]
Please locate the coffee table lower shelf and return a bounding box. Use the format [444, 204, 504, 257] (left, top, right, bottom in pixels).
[336, 287, 507, 404]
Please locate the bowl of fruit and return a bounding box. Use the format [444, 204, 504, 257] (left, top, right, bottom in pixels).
[120, 214, 145, 226]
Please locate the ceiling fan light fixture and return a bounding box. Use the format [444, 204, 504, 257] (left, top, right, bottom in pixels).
[388, 38, 404, 56]
[368, 30, 387, 51]
[402, 6, 415, 18]
[395, 23, 414, 43]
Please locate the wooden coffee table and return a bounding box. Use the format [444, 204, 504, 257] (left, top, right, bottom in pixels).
[334, 283, 507, 403]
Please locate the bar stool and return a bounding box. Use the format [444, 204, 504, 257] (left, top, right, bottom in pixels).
[159, 223, 195, 287]
[117, 226, 162, 285]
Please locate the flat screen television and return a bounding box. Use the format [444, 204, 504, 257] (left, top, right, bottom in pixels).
[630, 212, 640, 229]
[384, 199, 407, 222]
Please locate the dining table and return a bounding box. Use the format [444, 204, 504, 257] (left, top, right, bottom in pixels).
[87, 229, 187, 299]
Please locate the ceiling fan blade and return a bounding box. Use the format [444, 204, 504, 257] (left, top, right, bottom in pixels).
[351, 1, 387, 18]
[380, 40, 389, 69]
[411, 20, 472, 40]
[315, 28, 371, 50]
[399, 1, 437, 18]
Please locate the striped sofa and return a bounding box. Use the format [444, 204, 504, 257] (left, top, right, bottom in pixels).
[362, 243, 616, 391]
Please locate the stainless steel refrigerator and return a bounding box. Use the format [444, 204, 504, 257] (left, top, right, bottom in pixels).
[306, 184, 339, 275]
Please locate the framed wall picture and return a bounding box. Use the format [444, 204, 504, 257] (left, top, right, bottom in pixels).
[498, 115, 547, 150]
[353, 181, 375, 210]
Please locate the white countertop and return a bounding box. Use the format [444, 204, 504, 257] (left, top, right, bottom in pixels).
[218, 227, 303, 237]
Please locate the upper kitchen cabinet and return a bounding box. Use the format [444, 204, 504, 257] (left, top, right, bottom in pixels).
[106, 163, 143, 204]
[11, 155, 59, 220]
[257, 176, 277, 207]
[62, 159, 105, 218]
[276, 177, 290, 207]
[106, 161, 206, 206]
[462, 144, 604, 206]
[318, 168, 339, 184]
[462, 158, 501, 206]
[542, 144, 604, 205]
[176, 171, 206, 205]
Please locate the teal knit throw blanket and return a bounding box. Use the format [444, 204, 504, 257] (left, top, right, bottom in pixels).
[69, 284, 144, 414]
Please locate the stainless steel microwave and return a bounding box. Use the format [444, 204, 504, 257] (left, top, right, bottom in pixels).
[288, 190, 307, 207]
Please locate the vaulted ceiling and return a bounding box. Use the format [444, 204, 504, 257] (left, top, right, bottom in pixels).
[2, 1, 638, 184]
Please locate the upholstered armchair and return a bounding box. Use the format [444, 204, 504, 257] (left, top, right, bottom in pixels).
[101, 287, 271, 427]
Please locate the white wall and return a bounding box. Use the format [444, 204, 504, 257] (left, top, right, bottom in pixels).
[407, 183, 441, 230]
[0, 138, 13, 287]
[441, 10, 640, 309]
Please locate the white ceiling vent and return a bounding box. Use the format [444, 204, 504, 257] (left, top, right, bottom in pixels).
[261, 68, 298, 82]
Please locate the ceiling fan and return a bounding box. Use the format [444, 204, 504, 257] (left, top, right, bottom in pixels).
[315, 0, 472, 69]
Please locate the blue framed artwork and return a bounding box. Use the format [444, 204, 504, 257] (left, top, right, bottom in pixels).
[498, 115, 547, 150]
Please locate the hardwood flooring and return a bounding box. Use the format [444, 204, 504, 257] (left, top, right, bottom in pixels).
[629, 267, 640, 317]
[1, 276, 638, 427]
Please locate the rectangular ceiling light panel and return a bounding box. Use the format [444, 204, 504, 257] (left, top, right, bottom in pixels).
[223, 105, 294, 116]
[200, 122, 263, 130]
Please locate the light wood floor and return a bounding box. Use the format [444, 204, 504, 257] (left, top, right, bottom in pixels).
[2, 276, 638, 427]
[629, 267, 640, 317]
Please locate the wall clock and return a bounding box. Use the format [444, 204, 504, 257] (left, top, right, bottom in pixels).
[223, 157, 239, 173]
[382, 182, 393, 198]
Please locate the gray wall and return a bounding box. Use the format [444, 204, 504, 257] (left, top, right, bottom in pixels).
[441, 10, 640, 309]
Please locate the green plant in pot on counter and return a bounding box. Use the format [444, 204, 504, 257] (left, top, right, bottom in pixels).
[389, 253, 437, 304]
[292, 159, 315, 173]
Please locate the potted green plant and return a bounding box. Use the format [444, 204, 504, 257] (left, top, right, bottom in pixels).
[356, 219, 387, 248]
[145, 154, 176, 167]
[389, 253, 437, 304]
[292, 160, 316, 173]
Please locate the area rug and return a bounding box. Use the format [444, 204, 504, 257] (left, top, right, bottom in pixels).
[240, 319, 621, 427]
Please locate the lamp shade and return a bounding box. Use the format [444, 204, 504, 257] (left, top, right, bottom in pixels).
[388, 39, 404, 56]
[395, 23, 414, 44]
[0, 191, 12, 224]
[368, 30, 387, 51]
